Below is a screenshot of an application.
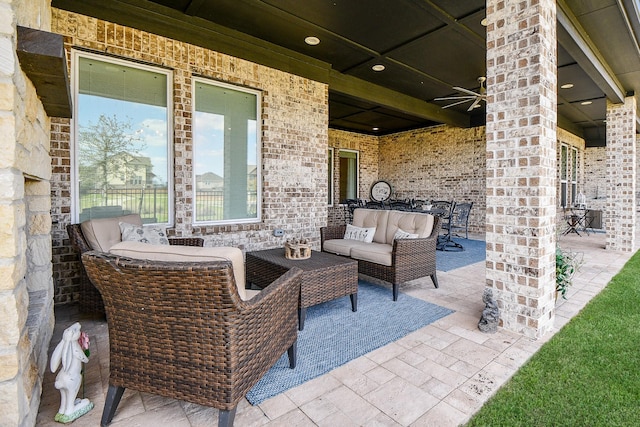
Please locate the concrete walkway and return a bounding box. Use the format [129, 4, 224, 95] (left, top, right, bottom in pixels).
[36, 232, 634, 426]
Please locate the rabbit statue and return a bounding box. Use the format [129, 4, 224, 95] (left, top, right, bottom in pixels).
[50, 322, 94, 423]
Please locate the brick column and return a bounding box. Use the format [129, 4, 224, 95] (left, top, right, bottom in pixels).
[605, 97, 637, 251]
[485, 0, 558, 338]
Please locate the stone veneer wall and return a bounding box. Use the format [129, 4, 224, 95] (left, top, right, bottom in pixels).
[0, 1, 55, 425]
[327, 129, 378, 225]
[378, 125, 487, 234]
[50, 9, 328, 305]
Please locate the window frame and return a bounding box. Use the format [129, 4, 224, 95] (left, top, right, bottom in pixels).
[560, 144, 568, 208]
[70, 50, 174, 225]
[191, 77, 262, 225]
[328, 147, 334, 206]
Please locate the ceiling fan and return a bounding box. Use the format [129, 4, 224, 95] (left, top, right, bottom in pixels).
[434, 77, 486, 111]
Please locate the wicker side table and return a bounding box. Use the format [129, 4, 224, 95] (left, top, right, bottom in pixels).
[246, 248, 358, 330]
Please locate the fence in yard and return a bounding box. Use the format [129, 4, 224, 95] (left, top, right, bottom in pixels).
[79, 188, 257, 223]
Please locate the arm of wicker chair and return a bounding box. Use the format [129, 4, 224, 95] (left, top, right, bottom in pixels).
[320, 225, 347, 247]
[391, 215, 441, 287]
[168, 237, 204, 247]
[234, 267, 302, 372]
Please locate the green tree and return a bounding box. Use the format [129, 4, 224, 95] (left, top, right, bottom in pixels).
[78, 114, 144, 204]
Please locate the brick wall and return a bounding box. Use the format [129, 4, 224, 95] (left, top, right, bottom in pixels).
[379, 125, 487, 234]
[50, 9, 328, 305]
[485, 0, 558, 338]
[327, 129, 378, 225]
[605, 97, 637, 251]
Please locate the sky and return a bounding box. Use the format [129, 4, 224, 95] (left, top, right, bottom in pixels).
[79, 95, 258, 185]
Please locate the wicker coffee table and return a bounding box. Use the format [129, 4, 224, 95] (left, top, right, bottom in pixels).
[246, 248, 358, 330]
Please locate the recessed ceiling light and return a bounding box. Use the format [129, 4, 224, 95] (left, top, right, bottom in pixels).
[372, 64, 385, 72]
[581, 101, 593, 105]
[304, 36, 320, 46]
[372, 127, 379, 131]
[481, 18, 488, 26]
[561, 83, 574, 89]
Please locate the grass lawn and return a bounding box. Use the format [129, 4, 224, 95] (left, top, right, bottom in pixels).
[466, 251, 640, 427]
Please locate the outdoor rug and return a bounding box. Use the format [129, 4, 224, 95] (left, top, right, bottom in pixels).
[436, 238, 486, 272]
[246, 280, 454, 405]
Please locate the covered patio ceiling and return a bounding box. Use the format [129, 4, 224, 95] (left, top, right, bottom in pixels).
[52, 0, 640, 146]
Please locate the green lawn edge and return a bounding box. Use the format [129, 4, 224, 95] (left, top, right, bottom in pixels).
[465, 250, 640, 427]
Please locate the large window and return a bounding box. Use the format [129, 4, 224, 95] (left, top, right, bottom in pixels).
[339, 150, 358, 202]
[193, 79, 260, 224]
[73, 52, 172, 224]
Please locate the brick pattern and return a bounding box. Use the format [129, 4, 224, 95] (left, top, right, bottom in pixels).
[485, 0, 558, 338]
[50, 9, 328, 304]
[327, 129, 379, 225]
[379, 125, 487, 234]
[605, 97, 637, 251]
[1, 1, 55, 425]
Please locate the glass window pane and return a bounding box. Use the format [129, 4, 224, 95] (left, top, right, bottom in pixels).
[339, 151, 358, 202]
[76, 55, 171, 224]
[194, 80, 260, 223]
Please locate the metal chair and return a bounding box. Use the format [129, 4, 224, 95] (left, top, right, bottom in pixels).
[365, 200, 386, 209]
[389, 199, 413, 211]
[82, 251, 302, 427]
[341, 198, 364, 223]
[449, 202, 473, 239]
[431, 200, 463, 251]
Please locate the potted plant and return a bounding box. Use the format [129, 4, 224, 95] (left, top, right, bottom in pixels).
[556, 246, 583, 300]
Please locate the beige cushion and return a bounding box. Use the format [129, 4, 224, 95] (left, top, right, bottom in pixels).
[81, 214, 143, 252]
[109, 241, 249, 300]
[385, 211, 434, 243]
[350, 243, 393, 266]
[352, 209, 389, 244]
[323, 239, 376, 257]
[394, 228, 419, 240]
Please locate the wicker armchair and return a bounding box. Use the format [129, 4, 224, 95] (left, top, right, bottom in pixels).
[67, 223, 204, 315]
[321, 215, 441, 300]
[81, 251, 302, 427]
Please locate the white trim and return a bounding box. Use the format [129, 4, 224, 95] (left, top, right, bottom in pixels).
[191, 77, 262, 225]
[70, 49, 174, 225]
[328, 147, 334, 206]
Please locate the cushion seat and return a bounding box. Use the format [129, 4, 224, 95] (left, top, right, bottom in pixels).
[322, 238, 375, 257]
[350, 242, 393, 266]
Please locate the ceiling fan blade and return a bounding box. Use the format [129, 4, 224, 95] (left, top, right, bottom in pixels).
[441, 98, 477, 109]
[467, 97, 482, 111]
[452, 86, 482, 97]
[433, 95, 476, 101]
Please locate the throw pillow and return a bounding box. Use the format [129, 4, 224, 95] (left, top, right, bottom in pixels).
[394, 228, 419, 240]
[344, 223, 376, 243]
[119, 222, 170, 245]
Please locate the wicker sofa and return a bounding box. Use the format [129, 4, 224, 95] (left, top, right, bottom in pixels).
[321, 208, 441, 300]
[67, 214, 207, 314]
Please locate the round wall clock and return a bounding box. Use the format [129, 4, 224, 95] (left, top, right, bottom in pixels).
[370, 180, 392, 202]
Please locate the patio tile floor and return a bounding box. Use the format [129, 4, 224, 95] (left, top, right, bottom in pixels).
[36, 231, 634, 426]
